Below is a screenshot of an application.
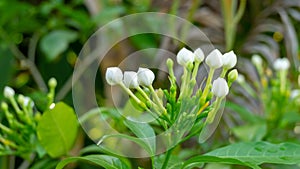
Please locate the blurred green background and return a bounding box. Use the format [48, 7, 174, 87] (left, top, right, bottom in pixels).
[0, 0, 299, 168]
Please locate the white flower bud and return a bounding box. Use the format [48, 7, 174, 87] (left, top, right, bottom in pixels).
[18, 95, 34, 107]
[24, 96, 34, 107]
[251, 54, 263, 66]
[228, 69, 238, 82]
[105, 67, 123, 85]
[1, 102, 8, 111]
[48, 78, 57, 88]
[291, 89, 300, 99]
[221, 51, 237, 69]
[274, 58, 290, 71]
[176, 47, 195, 66]
[18, 94, 25, 105]
[237, 74, 245, 84]
[211, 78, 229, 98]
[4, 86, 15, 98]
[205, 49, 223, 69]
[123, 71, 139, 88]
[194, 48, 204, 62]
[137, 68, 155, 86]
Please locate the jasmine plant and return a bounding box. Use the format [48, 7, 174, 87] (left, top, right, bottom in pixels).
[101, 47, 238, 168]
[232, 55, 300, 142]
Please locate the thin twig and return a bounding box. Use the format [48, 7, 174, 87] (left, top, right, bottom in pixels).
[28, 33, 40, 62]
[9, 44, 48, 92]
[0, 27, 48, 92]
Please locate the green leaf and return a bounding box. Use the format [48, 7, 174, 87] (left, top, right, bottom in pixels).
[123, 119, 156, 155]
[55, 155, 130, 169]
[40, 30, 77, 61]
[37, 102, 78, 158]
[205, 142, 300, 166]
[182, 156, 257, 169]
[99, 133, 153, 155]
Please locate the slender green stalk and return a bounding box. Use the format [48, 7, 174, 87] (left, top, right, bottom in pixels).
[222, 0, 247, 50]
[119, 83, 142, 105]
[161, 147, 174, 169]
[205, 97, 223, 124]
[149, 86, 166, 114]
[8, 97, 22, 116]
[220, 67, 228, 78]
[201, 68, 215, 103]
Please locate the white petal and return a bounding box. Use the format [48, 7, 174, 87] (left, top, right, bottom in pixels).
[137, 68, 155, 86]
[123, 71, 139, 88]
[106, 67, 123, 85]
[194, 48, 204, 62]
[221, 51, 237, 69]
[274, 58, 290, 71]
[251, 55, 263, 66]
[211, 78, 229, 97]
[176, 47, 195, 66]
[4, 86, 15, 98]
[205, 49, 223, 69]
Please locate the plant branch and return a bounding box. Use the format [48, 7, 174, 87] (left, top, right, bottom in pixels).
[0, 28, 47, 92]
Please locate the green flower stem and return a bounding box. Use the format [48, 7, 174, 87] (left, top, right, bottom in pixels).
[118, 83, 168, 126]
[47, 87, 55, 108]
[136, 87, 156, 107]
[20, 104, 32, 125]
[220, 67, 228, 78]
[191, 61, 201, 83]
[279, 70, 287, 94]
[161, 147, 174, 169]
[119, 83, 142, 105]
[179, 68, 188, 99]
[8, 97, 22, 116]
[205, 97, 223, 124]
[222, 0, 247, 50]
[201, 68, 215, 103]
[188, 61, 201, 96]
[0, 123, 13, 135]
[149, 85, 166, 114]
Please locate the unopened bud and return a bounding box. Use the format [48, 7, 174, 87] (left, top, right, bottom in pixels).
[4, 86, 15, 99]
[228, 69, 238, 83]
[48, 78, 57, 88]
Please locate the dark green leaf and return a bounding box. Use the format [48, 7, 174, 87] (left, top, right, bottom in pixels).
[37, 102, 78, 158]
[182, 155, 258, 169]
[205, 142, 300, 166]
[98, 133, 153, 156]
[40, 30, 77, 61]
[55, 155, 130, 169]
[124, 119, 156, 154]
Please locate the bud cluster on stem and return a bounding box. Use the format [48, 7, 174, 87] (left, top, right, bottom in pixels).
[105, 47, 239, 128]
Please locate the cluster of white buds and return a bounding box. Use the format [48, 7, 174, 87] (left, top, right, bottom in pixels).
[105, 66, 158, 111]
[105, 47, 238, 127]
[106, 67, 155, 88]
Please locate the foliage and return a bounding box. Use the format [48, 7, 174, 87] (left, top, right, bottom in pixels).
[0, 0, 299, 169]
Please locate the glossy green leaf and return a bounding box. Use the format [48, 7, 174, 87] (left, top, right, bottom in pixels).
[182, 142, 300, 169]
[40, 30, 77, 61]
[98, 133, 153, 156]
[182, 155, 257, 169]
[124, 119, 156, 155]
[205, 142, 300, 165]
[37, 102, 78, 158]
[55, 155, 130, 169]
